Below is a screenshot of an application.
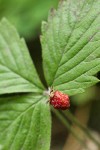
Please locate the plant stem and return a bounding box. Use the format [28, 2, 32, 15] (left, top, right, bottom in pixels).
[62, 110, 100, 147]
[52, 108, 90, 150]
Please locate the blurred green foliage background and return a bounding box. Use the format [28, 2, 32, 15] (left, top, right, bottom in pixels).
[0, 0, 59, 39]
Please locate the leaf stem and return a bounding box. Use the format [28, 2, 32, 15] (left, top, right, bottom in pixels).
[62, 110, 100, 147]
[52, 108, 90, 150]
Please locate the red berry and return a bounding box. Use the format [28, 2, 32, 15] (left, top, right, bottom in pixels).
[49, 90, 70, 110]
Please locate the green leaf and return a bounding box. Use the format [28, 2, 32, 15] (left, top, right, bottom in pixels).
[41, 0, 100, 96]
[0, 0, 59, 38]
[0, 94, 51, 150]
[0, 18, 44, 94]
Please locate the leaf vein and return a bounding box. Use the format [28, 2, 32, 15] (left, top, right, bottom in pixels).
[52, 0, 88, 85]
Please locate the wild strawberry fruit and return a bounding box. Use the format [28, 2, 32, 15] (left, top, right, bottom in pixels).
[49, 90, 70, 110]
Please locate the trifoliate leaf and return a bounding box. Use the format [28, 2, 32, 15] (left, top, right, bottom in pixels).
[41, 0, 100, 95]
[0, 18, 44, 94]
[0, 94, 51, 150]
